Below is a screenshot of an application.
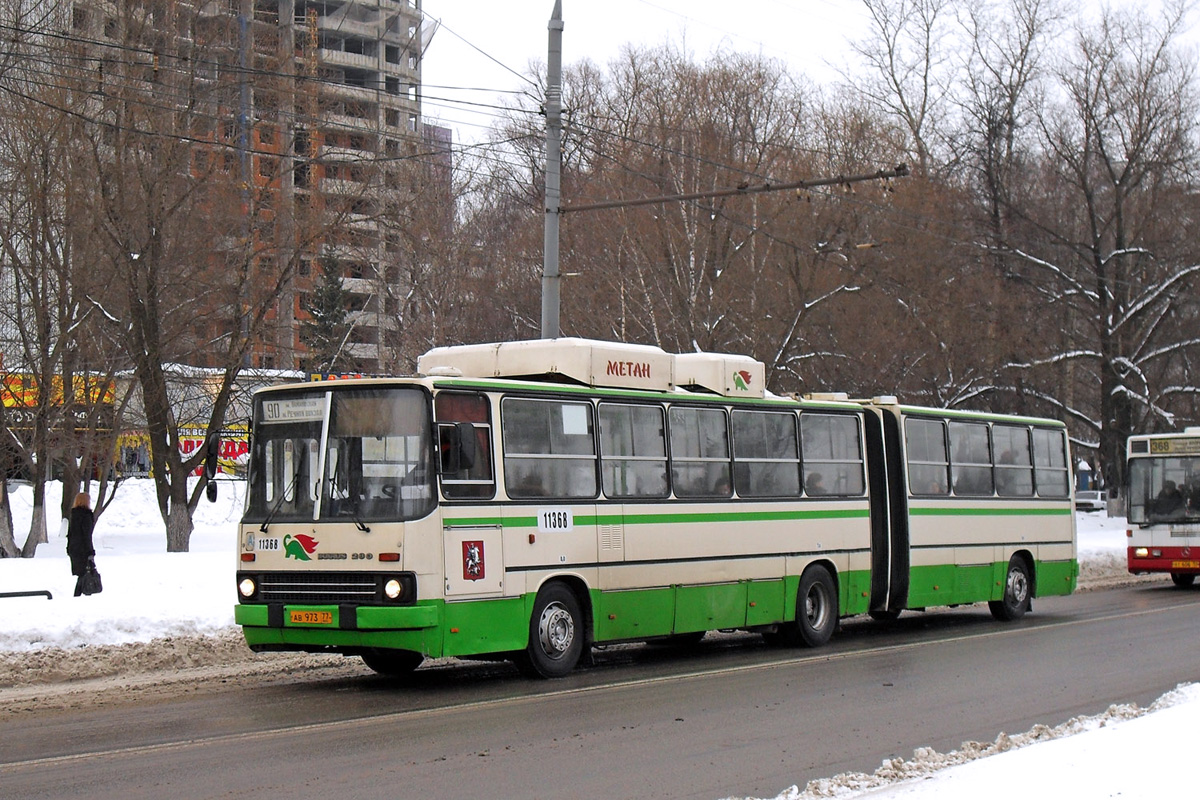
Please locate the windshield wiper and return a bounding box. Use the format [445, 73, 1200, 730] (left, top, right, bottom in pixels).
[348, 497, 370, 533]
[260, 472, 301, 533]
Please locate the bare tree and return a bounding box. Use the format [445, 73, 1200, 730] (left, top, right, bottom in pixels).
[849, 0, 958, 175]
[61, 2, 331, 550]
[997, 1, 1200, 483]
[0, 1, 129, 556]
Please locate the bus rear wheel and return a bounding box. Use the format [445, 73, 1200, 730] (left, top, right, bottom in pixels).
[763, 565, 839, 647]
[1170, 573, 1196, 588]
[517, 582, 585, 678]
[797, 565, 838, 647]
[989, 557, 1032, 621]
[360, 648, 424, 677]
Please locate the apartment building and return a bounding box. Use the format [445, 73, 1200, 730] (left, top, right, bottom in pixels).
[67, 0, 441, 374]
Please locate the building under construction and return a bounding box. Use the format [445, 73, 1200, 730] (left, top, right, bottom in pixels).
[66, 0, 447, 373]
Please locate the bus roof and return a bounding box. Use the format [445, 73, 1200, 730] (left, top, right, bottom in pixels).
[416, 338, 766, 399]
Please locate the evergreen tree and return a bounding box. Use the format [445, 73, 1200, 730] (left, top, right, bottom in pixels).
[300, 256, 357, 374]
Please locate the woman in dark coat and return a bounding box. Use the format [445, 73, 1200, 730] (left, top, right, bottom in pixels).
[66, 492, 96, 596]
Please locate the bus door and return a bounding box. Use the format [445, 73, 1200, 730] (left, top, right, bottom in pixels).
[867, 407, 911, 614]
[436, 392, 505, 600]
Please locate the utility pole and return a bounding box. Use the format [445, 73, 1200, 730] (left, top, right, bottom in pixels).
[541, 0, 563, 339]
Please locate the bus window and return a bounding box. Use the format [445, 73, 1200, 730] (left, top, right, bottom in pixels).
[502, 398, 597, 499]
[1032, 428, 1070, 497]
[732, 410, 800, 498]
[949, 421, 993, 496]
[599, 403, 668, 498]
[249, 432, 319, 522]
[435, 392, 495, 500]
[801, 413, 865, 496]
[993, 424, 1034, 497]
[904, 417, 949, 495]
[1130, 456, 1200, 523]
[669, 406, 730, 497]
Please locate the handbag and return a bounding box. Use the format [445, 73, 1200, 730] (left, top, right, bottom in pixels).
[80, 558, 103, 595]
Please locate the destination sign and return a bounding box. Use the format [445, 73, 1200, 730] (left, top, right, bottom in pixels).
[259, 397, 325, 424]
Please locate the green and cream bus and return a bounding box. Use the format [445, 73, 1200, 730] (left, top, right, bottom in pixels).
[234, 339, 1077, 678]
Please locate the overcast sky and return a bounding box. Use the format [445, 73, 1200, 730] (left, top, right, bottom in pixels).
[419, 0, 871, 145]
[417, 0, 1195, 148]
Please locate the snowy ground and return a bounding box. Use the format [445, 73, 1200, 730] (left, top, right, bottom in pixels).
[0, 479, 1195, 800]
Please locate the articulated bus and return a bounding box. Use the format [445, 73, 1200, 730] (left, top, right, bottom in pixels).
[1126, 429, 1200, 587]
[234, 339, 1076, 678]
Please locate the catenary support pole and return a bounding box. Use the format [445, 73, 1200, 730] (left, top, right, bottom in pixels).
[541, 1, 563, 339]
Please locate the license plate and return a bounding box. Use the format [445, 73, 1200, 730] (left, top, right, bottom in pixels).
[289, 610, 333, 625]
[1170, 560, 1200, 569]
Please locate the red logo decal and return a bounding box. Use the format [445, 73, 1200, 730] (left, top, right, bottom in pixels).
[462, 540, 485, 581]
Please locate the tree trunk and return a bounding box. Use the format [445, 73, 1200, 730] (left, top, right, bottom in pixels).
[20, 500, 47, 558]
[0, 481, 18, 557]
[164, 480, 194, 553]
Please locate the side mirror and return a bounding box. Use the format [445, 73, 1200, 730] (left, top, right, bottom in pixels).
[204, 436, 220, 480]
[206, 481, 218, 502]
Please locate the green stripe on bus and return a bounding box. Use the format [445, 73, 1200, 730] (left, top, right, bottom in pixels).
[909, 506, 1072, 517]
[445, 507, 870, 528]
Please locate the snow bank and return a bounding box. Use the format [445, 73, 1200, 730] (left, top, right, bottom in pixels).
[735, 683, 1200, 800]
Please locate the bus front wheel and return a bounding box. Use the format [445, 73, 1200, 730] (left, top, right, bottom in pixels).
[1170, 573, 1196, 588]
[517, 582, 585, 678]
[989, 557, 1032, 621]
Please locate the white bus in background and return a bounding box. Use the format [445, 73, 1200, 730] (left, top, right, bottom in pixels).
[1126, 429, 1200, 587]
[234, 338, 1077, 678]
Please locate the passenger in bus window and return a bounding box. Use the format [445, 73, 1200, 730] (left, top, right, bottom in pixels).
[805, 472, 826, 495]
[1155, 480, 1185, 517]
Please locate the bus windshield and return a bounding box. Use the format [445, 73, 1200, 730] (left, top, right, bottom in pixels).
[245, 386, 436, 525]
[1128, 456, 1200, 525]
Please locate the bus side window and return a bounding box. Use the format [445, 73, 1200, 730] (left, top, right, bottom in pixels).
[599, 403, 668, 499]
[949, 421, 993, 496]
[994, 424, 1034, 497]
[1032, 427, 1070, 497]
[801, 413, 865, 496]
[732, 409, 800, 498]
[501, 397, 597, 500]
[904, 417, 949, 495]
[669, 406, 730, 498]
[435, 392, 495, 500]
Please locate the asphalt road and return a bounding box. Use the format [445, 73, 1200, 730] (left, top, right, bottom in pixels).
[4, 582, 1199, 800]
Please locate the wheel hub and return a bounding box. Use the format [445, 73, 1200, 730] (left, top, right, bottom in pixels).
[805, 585, 829, 627]
[538, 601, 575, 657]
[1008, 568, 1029, 603]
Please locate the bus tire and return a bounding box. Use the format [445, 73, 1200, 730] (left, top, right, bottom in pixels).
[796, 565, 838, 647]
[1170, 573, 1196, 588]
[360, 648, 424, 677]
[517, 582, 584, 679]
[989, 557, 1032, 621]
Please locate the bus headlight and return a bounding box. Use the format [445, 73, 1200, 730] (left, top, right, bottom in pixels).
[384, 578, 403, 600]
[239, 577, 257, 598]
[1134, 548, 1149, 558]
